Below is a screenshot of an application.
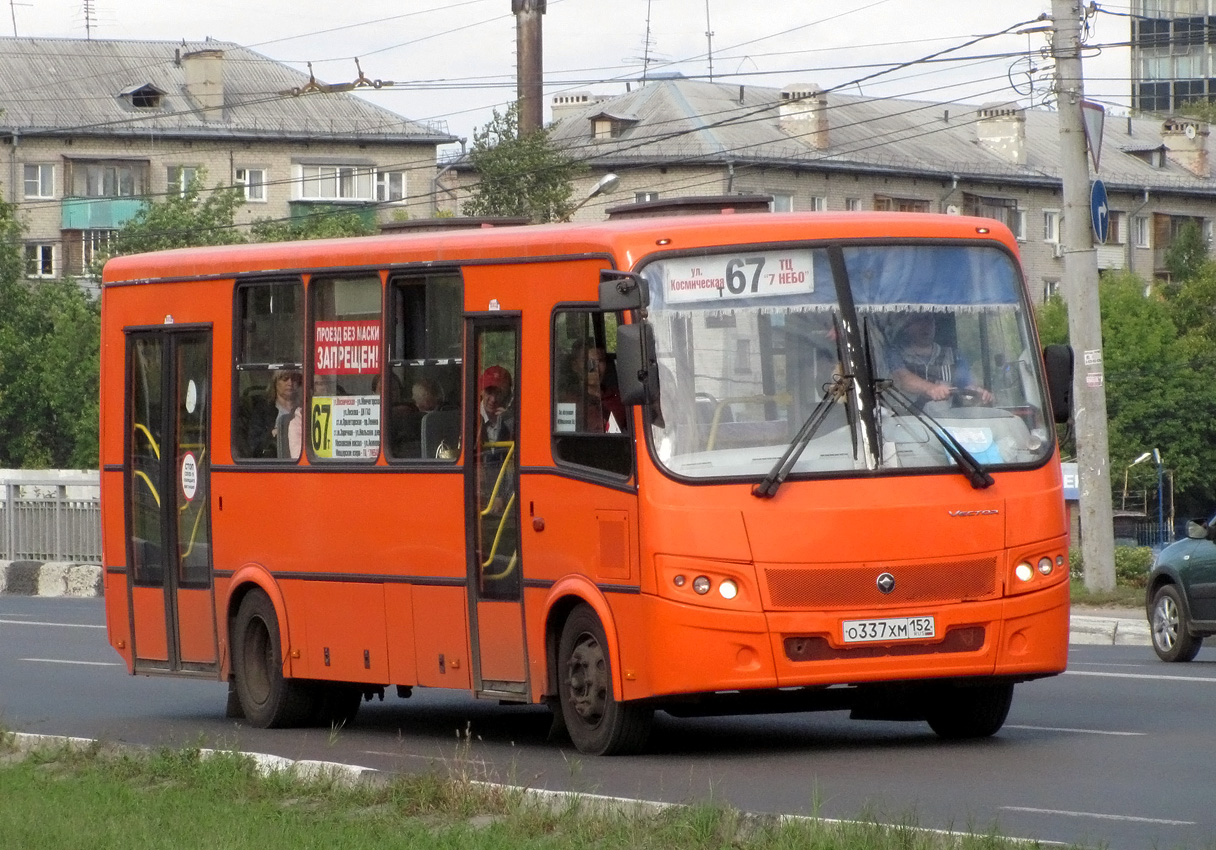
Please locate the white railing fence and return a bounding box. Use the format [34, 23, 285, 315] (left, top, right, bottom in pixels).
[0, 471, 101, 562]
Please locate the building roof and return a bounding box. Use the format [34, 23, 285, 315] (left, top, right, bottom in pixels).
[545, 76, 1216, 197]
[0, 36, 455, 145]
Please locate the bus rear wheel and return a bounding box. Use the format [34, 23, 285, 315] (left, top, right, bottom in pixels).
[232, 590, 314, 728]
[557, 605, 652, 756]
[924, 681, 1014, 739]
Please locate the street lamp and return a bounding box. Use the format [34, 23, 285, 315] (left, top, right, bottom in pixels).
[1125, 449, 1166, 546]
[570, 173, 620, 216]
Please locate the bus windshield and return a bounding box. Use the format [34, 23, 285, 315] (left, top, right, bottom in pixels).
[641, 241, 1053, 481]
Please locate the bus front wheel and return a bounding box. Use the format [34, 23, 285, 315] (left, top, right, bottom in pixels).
[232, 590, 314, 728]
[557, 605, 652, 756]
[924, 681, 1014, 739]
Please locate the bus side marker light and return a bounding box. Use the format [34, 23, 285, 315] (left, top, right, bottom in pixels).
[1014, 563, 1034, 582]
[291, 649, 300, 659]
[719, 580, 738, 600]
[1037, 557, 1053, 575]
[116, 639, 125, 649]
[693, 576, 711, 595]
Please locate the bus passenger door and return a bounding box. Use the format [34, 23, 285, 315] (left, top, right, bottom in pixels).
[465, 319, 528, 698]
[125, 328, 218, 674]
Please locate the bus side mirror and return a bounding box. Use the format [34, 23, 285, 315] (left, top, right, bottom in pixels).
[599, 271, 650, 311]
[616, 322, 659, 407]
[1043, 344, 1073, 424]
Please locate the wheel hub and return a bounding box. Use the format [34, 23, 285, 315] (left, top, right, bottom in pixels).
[565, 633, 607, 725]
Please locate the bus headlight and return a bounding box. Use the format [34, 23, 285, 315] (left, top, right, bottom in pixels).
[1014, 562, 1034, 582]
[719, 579, 738, 600]
[693, 576, 711, 595]
[1037, 557, 1054, 575]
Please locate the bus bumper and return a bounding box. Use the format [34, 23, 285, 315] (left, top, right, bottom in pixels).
[618, 579, 1068, 701]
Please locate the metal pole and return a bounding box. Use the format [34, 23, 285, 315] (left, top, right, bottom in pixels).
[1155, 449, 1164, 547]
[1052, 0, 1117, 590]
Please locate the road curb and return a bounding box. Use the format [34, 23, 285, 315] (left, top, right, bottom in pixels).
[1069, 614, 1151, 647]
[0, 561, 102, 598]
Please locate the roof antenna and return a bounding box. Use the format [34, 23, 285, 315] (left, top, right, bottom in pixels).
[641, 0, 654, 83]
[82, 0, 96, 39]
[704, 0, 714, 82]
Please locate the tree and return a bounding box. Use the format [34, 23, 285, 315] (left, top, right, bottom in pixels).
[102, 169, 245, 266]
[1038, 271, 1216, 518]
[1163, 219, 1208, 283]
[0, 197, 100, 468]
[461, 104, 583, 222]
[249, 207, 376, 242]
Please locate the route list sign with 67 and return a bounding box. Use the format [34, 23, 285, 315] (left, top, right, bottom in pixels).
[662, 250, 815, 304]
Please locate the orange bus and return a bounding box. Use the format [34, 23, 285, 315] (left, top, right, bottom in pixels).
[100, 212, 1073, 755]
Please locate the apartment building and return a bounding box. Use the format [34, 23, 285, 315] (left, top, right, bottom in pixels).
[1, 37, 455, 279]
[1131, 0, 1216, 114]
[444, 75, 1216, 302]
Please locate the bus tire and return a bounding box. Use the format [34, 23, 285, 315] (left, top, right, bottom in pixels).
[232, 590, 314, 728]
[557, 604, 652, 756]
[925, 680, 1014, 739]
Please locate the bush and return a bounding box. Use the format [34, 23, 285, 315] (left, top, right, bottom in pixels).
[1069, 545, 1153, 588]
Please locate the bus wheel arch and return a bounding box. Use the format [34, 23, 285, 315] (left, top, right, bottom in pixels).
[554, 602, 652, 755]
[542, 579, 620, 700]
[230, 587, 315, 728]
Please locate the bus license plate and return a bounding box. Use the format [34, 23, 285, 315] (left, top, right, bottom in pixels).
[842, 616, 935, 644]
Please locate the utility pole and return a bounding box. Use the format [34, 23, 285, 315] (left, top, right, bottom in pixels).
[512, 0, 546, 136]
[1051, 0, 1116, 591]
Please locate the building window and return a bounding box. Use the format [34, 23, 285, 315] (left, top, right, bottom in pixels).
[810, 196, 827, 212]
[1011, 209, 1027, 241]
[1107, 211, 1125, 245]
[68, 160, 147, 197]
[297, 164, 375, 201]
[963, 193, 1023, 238]
[873, 195, 930, 212]
[1043, 279, 1060, 300]
[236, 168, 266, 202]
[24, 244, 54, 278]
[770, 192, 793, 212]
[635, 191, 659, 203]
[1043, 210, 1061, 243]
[375, 171, 406, 203]
[168, 166, 200, 197]
[845, 197, 861, 211]
[734, 338, 752, 373]
[83, 230, 113, 272]
[23, 164, 54, 199]
[1133, 214, 1151, 248]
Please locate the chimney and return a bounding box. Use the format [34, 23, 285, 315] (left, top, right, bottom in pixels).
[550, 92, 598, 125]
[182, 49, 224, 122]
[1162, 118, 1210, 178]
[779, 84, 828, 149]
[976, 102, 1026, 165]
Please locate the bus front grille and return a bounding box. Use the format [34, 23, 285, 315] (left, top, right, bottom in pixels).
[763, 557, 997, 610]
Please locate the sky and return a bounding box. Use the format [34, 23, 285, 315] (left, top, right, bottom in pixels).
[9, 0, 1135, 150]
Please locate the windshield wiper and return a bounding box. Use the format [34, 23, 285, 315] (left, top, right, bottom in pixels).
[752, 374, 851, 499]
[876, 381, 995, 490]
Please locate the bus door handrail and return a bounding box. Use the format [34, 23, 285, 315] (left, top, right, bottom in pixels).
[478, 439, 518, 579]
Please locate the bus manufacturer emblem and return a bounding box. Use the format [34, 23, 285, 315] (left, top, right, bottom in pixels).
[876, 572, 896, 594]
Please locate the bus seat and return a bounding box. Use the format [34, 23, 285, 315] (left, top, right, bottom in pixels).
[421, 409, 461, 458]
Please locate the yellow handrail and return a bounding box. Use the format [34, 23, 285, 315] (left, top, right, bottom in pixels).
[132, 470, 160, 507]
[477, 439, 519, 580]
[133, 423, 160, 459]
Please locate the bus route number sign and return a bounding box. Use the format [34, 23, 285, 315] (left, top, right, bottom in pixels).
[841, 615, 935, 644]
[662, 250, 815, 304]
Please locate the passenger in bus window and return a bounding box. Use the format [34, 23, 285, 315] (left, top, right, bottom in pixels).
[560, 345, 625, 432]
[270, 370, 303, 459]
[479, 365, 513, 443]
[411, 377, 445, 413]
[890, 313, 991, 413]
[238, 369, 301, 459]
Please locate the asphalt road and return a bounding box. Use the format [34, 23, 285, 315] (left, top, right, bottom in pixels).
[2, 596, 1210, 849]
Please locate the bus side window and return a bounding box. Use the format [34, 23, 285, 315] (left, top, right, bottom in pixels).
[551, 309, 632, 476]
[309, 274, 383, 463]
[233, 280, 303, 461]
[385, 273, 464, 462]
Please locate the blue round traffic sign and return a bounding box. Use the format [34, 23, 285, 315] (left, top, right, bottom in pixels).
[1090, 179, 1109, 245]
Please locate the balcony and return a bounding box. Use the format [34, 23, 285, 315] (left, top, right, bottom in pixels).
[60, 197, 147, 230]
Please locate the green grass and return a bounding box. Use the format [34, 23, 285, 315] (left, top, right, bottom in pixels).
[1069, 580, 1144, 609]
[0, 734, 1073, 850]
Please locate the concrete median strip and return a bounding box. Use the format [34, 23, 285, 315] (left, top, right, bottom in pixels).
[0, 559, 1149, 646]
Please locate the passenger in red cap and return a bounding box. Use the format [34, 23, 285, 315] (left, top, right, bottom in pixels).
[478, 365, 513, 443]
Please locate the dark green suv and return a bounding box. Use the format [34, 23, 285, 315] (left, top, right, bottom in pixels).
[1147, 516, 1216, 662]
